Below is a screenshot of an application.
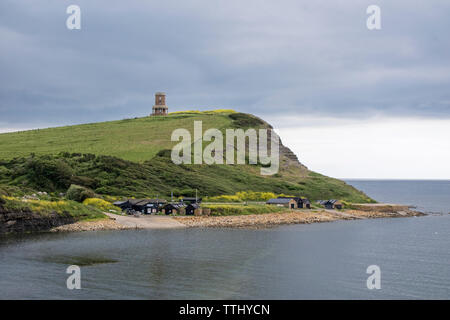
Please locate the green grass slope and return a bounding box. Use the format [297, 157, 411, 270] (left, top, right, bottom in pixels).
[0, 111, 373, 202]
[0, 112, 236, 162]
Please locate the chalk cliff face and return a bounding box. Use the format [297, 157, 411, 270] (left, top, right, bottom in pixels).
[250, 114, 309, 173]
[0, 206, 75, 234]
[279, 139, 307, 169]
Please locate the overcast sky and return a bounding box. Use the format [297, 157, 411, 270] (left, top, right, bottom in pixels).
[1, 1, 449, 178]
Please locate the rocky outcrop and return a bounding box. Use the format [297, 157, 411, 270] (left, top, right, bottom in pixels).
[279, 138, 309, 170]
[350, 203, 412, 213]
[0, 206, 76, 235]
[245, 113, 308, 171]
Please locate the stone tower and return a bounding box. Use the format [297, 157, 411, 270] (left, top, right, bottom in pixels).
[151, 92, 168, 116]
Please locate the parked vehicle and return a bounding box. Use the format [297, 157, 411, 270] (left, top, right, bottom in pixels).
[125, 208, 137, 215]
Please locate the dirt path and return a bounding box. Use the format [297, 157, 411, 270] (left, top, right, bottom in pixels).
[104, 212, 186, 229]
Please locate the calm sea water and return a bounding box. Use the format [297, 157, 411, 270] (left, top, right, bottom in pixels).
[345, 179, 450, 214]
[0, 180, 449, 299]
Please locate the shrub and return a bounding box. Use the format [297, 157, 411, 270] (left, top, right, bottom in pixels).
[0, 153, 373, 203]
[66, 184, 95, 202]
[229, 113, 265, 128]
[169, 109, 236, 115]
[204, 204, 285, 216]
[0, 165, 11, 177]
[25, 158, 73, 191]
[155, 149, 172, 158]
[205, 194, 241, 202]
[0, 187, 8, 196]
[70, 175, 98, 189]
[83, 198, 119, 212]
[0, 195, 104, 220]
[205, 191, 290, 202]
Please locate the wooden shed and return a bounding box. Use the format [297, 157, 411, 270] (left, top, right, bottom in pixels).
[266, 198, 297, 209]
[163, 203, 186, 215]
[300, 198, 311, 209]
[114, 199, 167, 214]
[277, 196, 311, 209]
[186, 203, 200, 216]
[319, 200, 343, 210]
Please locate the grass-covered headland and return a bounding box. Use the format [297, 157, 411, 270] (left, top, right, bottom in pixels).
[0, 111, 373, 232]
[0, 151, 372, 202]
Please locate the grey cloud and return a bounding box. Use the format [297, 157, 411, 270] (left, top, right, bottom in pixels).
[1, 0, 450, 129]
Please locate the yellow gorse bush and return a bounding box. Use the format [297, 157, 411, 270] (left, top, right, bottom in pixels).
[169, 109, 236, 115]
[0, 195, 106, 220]
[205, 194, 241, 202]
[83, 198, 118, 212]
[25, 200, 72, 213]
[4, 196, 69, 208]
[203, 204, 286, 216]
[205, 191, 294, 202]
[1, 196, 74, 214]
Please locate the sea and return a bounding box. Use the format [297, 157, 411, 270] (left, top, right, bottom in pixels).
[0, 180, 449, 299]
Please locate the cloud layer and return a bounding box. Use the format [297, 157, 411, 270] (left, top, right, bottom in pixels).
[1, 0, 450, 129]
[277, 116, 450, 179]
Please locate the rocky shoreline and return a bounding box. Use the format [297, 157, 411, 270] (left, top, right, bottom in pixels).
[49, 218, 134, 233]
[0, 207, 76, 234]
[174, 208, 424, 229]
[1, 206, 425, 234]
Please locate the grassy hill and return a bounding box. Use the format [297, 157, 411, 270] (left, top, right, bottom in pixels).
[0, 111, 238, 162]
[0, 111, 373, 202]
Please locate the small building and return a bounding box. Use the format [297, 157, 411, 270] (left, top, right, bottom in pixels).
[277, 196, 311, 209]
[333, 200, 343, 210]
[300, 198, 311, 209]
[113, 200, 129, 210]
[114, 199, 167, 214]
[144, 199, 167, 214]
[185, 203, 200, 216]
[133, 199, 167, 214]
[318, 200, 343, 210]
[151, 92, 168, 116]
[266, 198, 297, 209]
[163, 203, 186, 215]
